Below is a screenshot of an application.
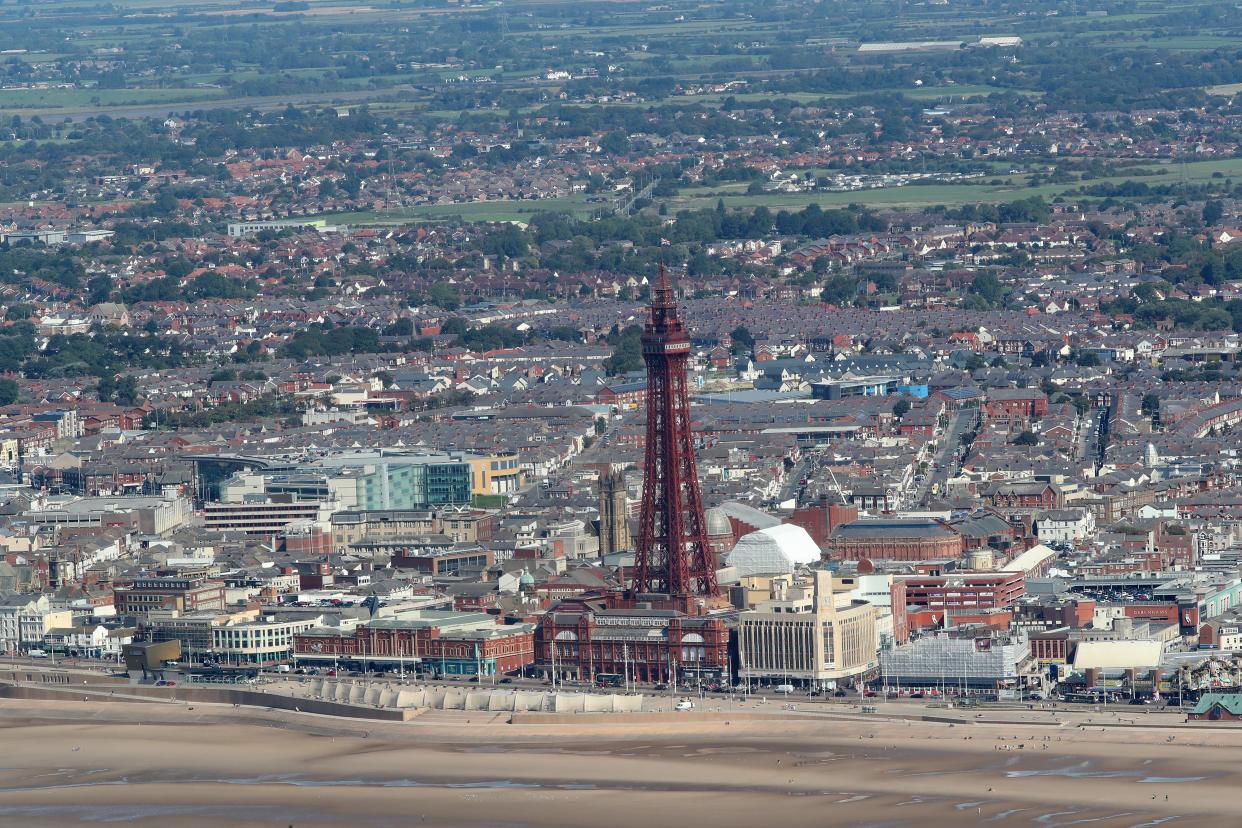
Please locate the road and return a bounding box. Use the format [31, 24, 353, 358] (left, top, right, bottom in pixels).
[1073, 408, 1098, 462]
[909, 409, 976, 506]
[777, 454, 814, 504]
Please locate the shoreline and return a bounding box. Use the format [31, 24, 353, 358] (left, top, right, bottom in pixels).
[0, 698, 1239, 827]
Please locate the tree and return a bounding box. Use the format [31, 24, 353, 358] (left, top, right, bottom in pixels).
[114, 376, 139, 406]
[1132, 282, 1160, 304]
[0, 378, 17, 406]
[892, 399, 911, 418]
[603, 325, 643, 376]
[384, 318, 414, 337]
[86, 274, 113, 306]
[599, 130, 631, 156]
[1203, 200, 1224, 226]
[96, 375, 116, 402]
[428, 283, 461, 311]
[1140, 393, 1161, 417]
[967, 272, 1005, 308]
[376, 370, 394, 389]
[481, 224, 528, 259]
[730, 325, 755, 356]
[1011, 431, 1039, 446]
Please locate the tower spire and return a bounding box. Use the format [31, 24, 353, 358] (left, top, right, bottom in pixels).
[633, 266, 719, 604]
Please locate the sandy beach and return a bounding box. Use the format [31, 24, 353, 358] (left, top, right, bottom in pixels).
[0, 698, 1239, 827]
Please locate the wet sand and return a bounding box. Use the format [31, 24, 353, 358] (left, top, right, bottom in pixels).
[0, 698, 1238, 827]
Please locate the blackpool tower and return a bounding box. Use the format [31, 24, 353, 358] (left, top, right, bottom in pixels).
[633, 265, 719, 604]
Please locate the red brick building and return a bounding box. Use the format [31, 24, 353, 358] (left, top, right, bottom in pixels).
[1155, 522, 1197, 569]
[293, 615, 535, 676]
[66, 464, 148, 496]
[594, 381, 647, 408]
[982, 482, 1061, 510]
[1028, 629, 1072, 663]
[984, 389, 1048, 421]
[536, 598, 730, 684]
[280, 523, 333, 556]
[788, 497, 859, 548]
[826, 519, 965, 562]
[899, 571, 1026, 613]
[907, 607, 1013, 632]
[1187, 695, 1242, 721]
[391, 547, 494, 575]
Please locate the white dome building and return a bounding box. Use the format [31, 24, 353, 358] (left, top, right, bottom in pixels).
[725, 524, 821, 578]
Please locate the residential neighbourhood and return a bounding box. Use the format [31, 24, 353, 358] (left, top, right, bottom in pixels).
[5, 0, 1242, 822]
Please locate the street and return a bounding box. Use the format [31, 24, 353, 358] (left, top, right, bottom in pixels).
[908, 409, 977, 507]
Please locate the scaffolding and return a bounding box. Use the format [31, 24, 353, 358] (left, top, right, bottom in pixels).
[879, 630, 1032, 694]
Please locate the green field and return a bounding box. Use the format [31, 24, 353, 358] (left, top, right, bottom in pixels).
[323, 196, 600, 225]
[1207, 83, 1242, 97]
[0, 86, 225, 110]
[1094, 35, 1242, 50]
[314, 157, 1242, 226]
[670, 157, 1242, 211]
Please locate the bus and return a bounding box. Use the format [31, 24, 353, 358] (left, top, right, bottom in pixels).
[595, 673, 624, 688]
[1064, 691, 1105, 704]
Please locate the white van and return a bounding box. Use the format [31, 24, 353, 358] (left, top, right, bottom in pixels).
[27, 649, 48, 659]
[674, 699, 695, 711]
[775, 684, 795, 694]
[272, 664, 292, 673]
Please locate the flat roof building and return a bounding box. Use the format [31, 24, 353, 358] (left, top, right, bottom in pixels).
[114, 577, 226, 617]
[738, 570, 879, 689]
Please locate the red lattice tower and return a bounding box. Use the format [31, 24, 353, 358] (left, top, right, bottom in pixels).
[633, 265, 719, 599]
